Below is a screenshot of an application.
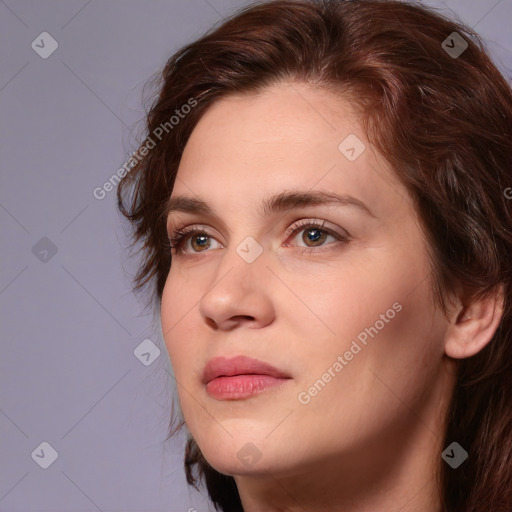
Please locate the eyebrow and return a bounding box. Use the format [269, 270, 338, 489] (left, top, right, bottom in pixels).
[164, 190, 376, 222]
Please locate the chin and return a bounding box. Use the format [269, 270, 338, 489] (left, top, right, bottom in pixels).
[194, 431, 286, 477]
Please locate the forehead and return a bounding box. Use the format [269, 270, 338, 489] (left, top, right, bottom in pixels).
[172, 81, 410, 219]
[181, 81, 361, 165]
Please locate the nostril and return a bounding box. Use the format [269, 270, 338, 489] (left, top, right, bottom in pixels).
[205, 317, 218, 330]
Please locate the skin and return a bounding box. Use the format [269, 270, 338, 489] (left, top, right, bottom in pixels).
[160, 81, 503, 512]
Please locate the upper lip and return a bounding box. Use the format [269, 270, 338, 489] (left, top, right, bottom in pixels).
[202, 355, 291, 384]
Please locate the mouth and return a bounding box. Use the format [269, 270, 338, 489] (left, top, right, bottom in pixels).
[202, 355, 292, 400]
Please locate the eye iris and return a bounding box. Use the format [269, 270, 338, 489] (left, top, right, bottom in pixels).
[303, 228, 327, 246]
[192, 234, 210, 251]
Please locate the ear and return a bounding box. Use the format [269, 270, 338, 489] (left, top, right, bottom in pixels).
[444, 284, 505, 359]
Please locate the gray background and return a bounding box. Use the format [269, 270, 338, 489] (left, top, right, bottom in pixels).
[1, 1, 510, 511]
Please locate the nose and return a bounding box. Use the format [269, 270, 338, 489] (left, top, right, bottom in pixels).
[198, 240, 275, 331]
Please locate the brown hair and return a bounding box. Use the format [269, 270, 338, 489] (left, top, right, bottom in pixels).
[117, 1, 512, 510]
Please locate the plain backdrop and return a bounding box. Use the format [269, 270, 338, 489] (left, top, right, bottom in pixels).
[1, 0, 511, 511]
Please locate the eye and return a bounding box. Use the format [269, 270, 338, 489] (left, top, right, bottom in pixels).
[284, 219, 349, 254]
[167, 225, 221, 255]
[167, 219, 349, 257]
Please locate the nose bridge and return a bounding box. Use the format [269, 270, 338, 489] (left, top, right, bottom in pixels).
[213, 233, 267, 290]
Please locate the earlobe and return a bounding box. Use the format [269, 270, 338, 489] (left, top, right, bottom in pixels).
[444, 284, 505, 359]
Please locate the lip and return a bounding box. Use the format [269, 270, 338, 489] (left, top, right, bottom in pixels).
[202, 355, 291, 400]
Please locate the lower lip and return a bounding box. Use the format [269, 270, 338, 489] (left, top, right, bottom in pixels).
[205, 374, 290, 400]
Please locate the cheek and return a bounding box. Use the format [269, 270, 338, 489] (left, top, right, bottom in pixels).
[283, 248, 423, 349]
[368, 278, 446, 392]
[295, 273, 444, 432]
[160, 271, 198, 376]
[290, 241, 442, 403]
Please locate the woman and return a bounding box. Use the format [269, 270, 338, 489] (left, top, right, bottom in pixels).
[117, 0, 512, 510]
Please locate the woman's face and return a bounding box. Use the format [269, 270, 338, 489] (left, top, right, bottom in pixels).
[161, 81, 452, 485]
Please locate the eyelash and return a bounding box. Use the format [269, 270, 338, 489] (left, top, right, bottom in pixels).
[167, 219, 349, 257]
